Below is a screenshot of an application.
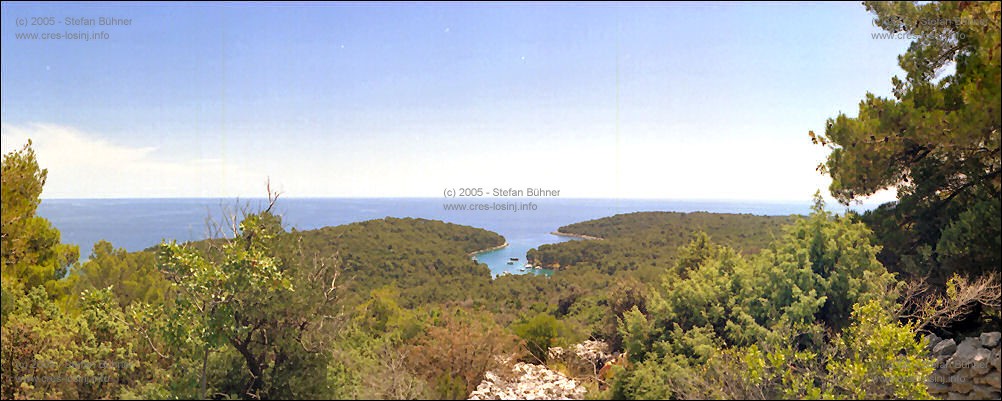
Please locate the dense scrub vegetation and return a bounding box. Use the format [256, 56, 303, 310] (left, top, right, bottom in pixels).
[606, 198, 932, 399]
[0, 142, 800, 399]
[277, 217, 503, 308]
[505, 212, 794, 349]
[0, 156, 512, 399]
[815, 1, 1000, 321]
[529, 212, 793, 272]
[2, 1, 998, 399]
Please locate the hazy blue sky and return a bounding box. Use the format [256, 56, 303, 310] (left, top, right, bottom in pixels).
[2, 2, 910, 201]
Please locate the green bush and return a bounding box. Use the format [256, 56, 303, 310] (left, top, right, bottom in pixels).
[513, 313, 571, 363]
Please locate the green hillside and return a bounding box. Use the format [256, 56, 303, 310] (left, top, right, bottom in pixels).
[277, 217, 502, 307]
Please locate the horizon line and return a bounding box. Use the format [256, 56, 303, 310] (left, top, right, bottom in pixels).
[39, 195, 887, 206]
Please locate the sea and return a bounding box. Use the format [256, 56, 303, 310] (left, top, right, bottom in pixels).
[37, 198, 839, 278]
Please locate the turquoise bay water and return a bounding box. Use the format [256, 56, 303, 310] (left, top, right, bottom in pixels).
[37, 198, 819, 277]
[471, 237, 562, 278]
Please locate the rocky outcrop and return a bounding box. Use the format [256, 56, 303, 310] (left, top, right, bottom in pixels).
[469, 341, 616, 400]
[548, 340, 614, 369]
[927, 332, 1002, 400]
[468, 362, 586, 400]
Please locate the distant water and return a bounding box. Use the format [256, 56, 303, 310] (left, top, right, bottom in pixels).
[38, 198, 822, 277]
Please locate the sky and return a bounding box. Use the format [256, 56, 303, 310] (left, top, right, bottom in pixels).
[2, 1, 910, 202]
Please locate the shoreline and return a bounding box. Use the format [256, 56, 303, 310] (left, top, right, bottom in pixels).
[550, 231, 604, 241]
[469, 240, 509, 256]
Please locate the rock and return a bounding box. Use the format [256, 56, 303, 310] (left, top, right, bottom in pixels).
[936, 355, 951, 370]
[547, 346, 565, 361]
[935, 339, 959, 356]
[983, 371, 1000, 389]
[980, 332, 1001, 348]
[933, 369, 953, 385]
[927, 333, 943, 351]
[971, 384, 1000, 400]
[946, 357, 963, 373]
[972, 348, 993, 375]
[993, 348, 1001, 371]
[948, 338, 984, 373]
[925, 333, 1002, 399]
[469, 362, 586, 400]
[950, 377, 973, 394]
[572, 340, 612, 365]
[963, 336, 983, 349]
[973, 373, 1001, 388]
[931, 372, 951, 386]
[927, 381, 951, 394]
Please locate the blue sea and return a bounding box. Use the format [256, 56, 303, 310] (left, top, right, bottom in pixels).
[38, 198, 826, 277]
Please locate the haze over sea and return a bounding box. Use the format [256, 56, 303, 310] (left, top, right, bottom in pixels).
[38, 198, 855, 277]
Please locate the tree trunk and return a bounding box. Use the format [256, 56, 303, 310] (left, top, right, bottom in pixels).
[200, 347, 208, 400]
[230, 337, 264, 399]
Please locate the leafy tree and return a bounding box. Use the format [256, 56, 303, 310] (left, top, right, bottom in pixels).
[1, 141, 47, 268]
[813, 1, 1001, 285]
[0, 142, 135, 400]
[353, 285, 422, 341]
[0, 287, 143, 400]
[1, 141, 79, 300]
[617, 306, 652, 362]
[823, 301, 934, 399]
[73, 241, 165, 309]
[1, 286, 80, 400]
[935, 197, 1001, 273]
[155, 203, 342, 399]
[755, 195, 898, 331]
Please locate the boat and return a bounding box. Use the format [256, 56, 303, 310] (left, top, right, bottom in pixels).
[524, 264, 534, 269]
[509, 257, 519, 261]
[506, 261, 514, 265]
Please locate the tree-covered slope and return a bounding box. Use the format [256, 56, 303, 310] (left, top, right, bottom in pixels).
[529, 212, 794, 272]
[278, 217, 504, 307]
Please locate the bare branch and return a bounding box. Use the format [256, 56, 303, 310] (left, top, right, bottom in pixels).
[264, 177, 281, 215]
[897, 272, 1001, 331]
